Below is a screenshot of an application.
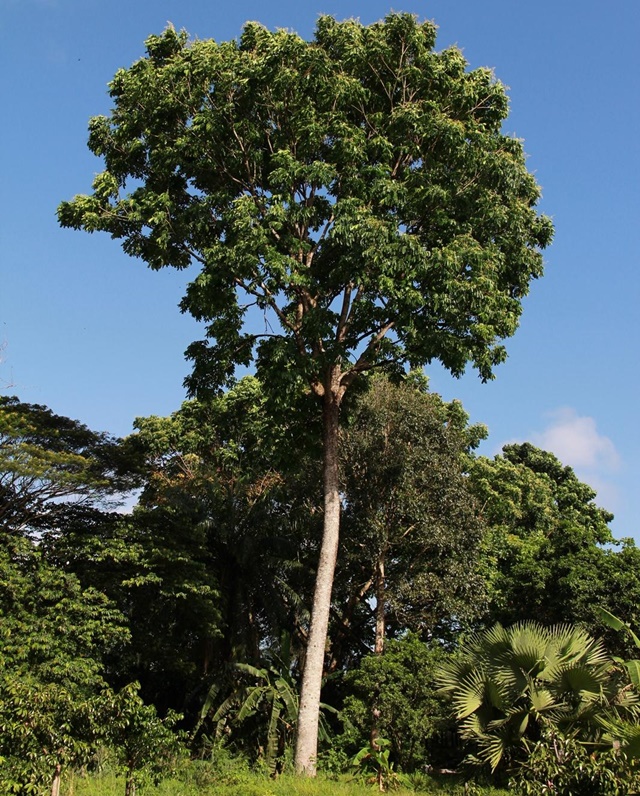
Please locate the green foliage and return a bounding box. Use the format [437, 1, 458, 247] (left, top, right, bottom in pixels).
[59, 13, 552, 770]
[510, 730, 640, 795]
[596, 607, 640, 685]
[206, 660, 299, 771]
[351, 737, 409, 791]
[0, 399, 145, 794]
[201, 635, 336, 772]
[103, 682, 186, 795]
[120, 378, 312, 711]
[59, 14, 551, 396]
[339, 636, 454, 772]
[469, 443, 640, 637]
[339, 376, 486, 653]
[0, 675, 107, 795]
[0, 539, 130, 794]
[64, 765, 510, 794]
[437, 622, 630, 773]
[591, 609, 640, 761]
[0, 395, 139, 538]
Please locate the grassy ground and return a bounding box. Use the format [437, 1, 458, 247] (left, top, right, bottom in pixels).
[62, 768, 510, 796]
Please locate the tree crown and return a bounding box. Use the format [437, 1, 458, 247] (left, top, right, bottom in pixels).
[58, 13, 552, 398]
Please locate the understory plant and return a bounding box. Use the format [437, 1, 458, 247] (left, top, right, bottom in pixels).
[351, 737, 409, 792]
[200, 635, 336, 775]
[510, 728, 640, 795]
[437, 621, 637, 773]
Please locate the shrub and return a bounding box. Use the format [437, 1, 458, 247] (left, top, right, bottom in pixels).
[510, 730, 640, 795]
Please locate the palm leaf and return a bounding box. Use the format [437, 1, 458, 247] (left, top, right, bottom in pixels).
[440, 619, 622, 773]
[529, 685, 555, 713]
[556, 663, 608, 697]
[237, 685, 266, 722]
[479, 733, 507, 772]
[265, 694, 280, 766]
[451, 671, 490, 719]
[626, 660, 640, 688]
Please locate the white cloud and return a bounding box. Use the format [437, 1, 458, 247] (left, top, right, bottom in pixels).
[496, 408, 623, 514]
[531, 407, 620, 473]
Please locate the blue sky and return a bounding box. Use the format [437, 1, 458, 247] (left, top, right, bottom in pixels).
[1, 0, 638, 539]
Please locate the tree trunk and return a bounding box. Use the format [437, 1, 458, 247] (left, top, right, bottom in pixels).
[370, 551, 386, 751]
[374, 552, 386, 656]
[294, 388, 342, 776]
[50, 764, 61, 796]
[125, 769, 136, 796]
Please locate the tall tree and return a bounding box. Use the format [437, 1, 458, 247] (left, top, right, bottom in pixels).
[58, 14, 552, 773]
[337, 375, 486, 662]
[0, 395, 138, 539]
[469, 443, 640, 639]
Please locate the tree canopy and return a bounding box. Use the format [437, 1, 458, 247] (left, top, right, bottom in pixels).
[59, 15, 552, 395]
[0, 396, 138, 539]
[469, 443, 640, 638]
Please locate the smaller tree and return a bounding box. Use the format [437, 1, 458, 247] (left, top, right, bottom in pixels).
[338, 375, 486, 659]
[104, 683, 185, 796]
[469, 443, 640, 633]
[339, 634, 454, 773]
[0, 396, 139, 539]
[0, 541, 128, 794]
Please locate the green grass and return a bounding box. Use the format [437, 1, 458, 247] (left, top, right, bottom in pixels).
[62, 768, 510, 796]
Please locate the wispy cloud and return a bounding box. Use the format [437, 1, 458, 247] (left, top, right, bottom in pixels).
[500, 407, 623, 513]
[531, 407, 621, 473]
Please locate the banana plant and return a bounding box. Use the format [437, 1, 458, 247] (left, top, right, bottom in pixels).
[199, 633, 336, 772]
[351, 737, 408, 792]
[594, 607, 640, 758]
[595, 607, 640, 688]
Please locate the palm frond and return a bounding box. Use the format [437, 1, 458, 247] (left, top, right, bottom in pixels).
[235, 662, 268, 680]
[237, 685, 266, 722]
[265, 694, 280, 766]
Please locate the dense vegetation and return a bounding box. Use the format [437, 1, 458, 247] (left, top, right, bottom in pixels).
[3, 376, 640, 794]
[3, 12, 638, 796]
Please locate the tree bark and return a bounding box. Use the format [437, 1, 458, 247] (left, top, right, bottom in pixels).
[125, 769, 136, 796]
[374, 552, 386, 656]
[294, 385, 342, 776]
[50, 764, 61, 796]
[370, 552, 386, 752]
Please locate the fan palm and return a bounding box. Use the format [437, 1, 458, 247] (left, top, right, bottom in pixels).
[437, 621, 625, 771]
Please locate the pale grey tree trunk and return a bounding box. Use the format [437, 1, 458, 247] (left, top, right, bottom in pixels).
[374, 552, 386, 656]
[294, 387, 342, 775]
[370, 552, 386, 751]
[50, 764, 61, 796]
